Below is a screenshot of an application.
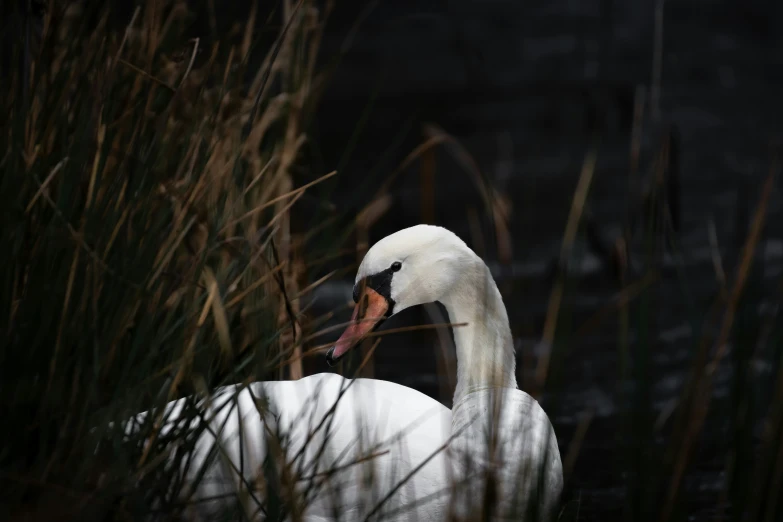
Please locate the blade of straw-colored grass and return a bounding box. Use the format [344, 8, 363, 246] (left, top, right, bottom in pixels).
[198, 282, 217, 328]
[355, 338, 382, 377]
[240, 1, 257, 60]
[374, 135, 448, 199]
[296, 449, 391, 481]
[143, 335, 203, 470]
[85, 123, 105, 209]
[535, 148, 598, 389]
[356, 194, 392, 236]
[221, 225, 282, 291]
[226, 262, 287, 309]
[176, 38, 199, 89]
[422, 124, 513, 263]
[574, 271, 658, 338]
[310, 322, 469, 354]
[563, 410, 594, 482]
[241, 0, 304, 142]
[25, 157, 68, 212]
[293, 270, 336, 300]
[50, 247, 80, 386]
[102, 207, 130, 259]
[707, 218, 728, 295]
[303, 247, 356, 272]
[654, 398, 679, 433]
[421, 124, 503, 219]
[709, 168, 775, 373]
[339, 0, 380, 53]
[625, 85, 646, 243]
[202, 267, 233, 362]
[659, 158, 776, 522]
[559, 149, 599, 265]
[242, 155, 277, 197]
[30, 171, 120, 281]
[22, 144, 40, 171]
[224, 170, 336, 231]
[297, 312, 448, 346]
[148, 215, 197, 288]
[117, 58, 175, 91]
[112, 6, 141, 69]
[266, 191, 304, 232]
[276, 322, 468, 370]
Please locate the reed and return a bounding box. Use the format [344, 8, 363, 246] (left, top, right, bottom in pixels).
[0, 1, 339, 519]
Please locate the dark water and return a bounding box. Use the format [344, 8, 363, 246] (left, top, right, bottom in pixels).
[300, 1, 783, 520]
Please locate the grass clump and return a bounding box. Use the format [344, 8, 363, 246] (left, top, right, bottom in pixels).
[0, 1, 337, 519]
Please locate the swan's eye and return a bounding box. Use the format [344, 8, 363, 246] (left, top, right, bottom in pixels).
[390, 261, 402, 272]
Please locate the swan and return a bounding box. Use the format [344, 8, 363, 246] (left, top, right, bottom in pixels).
[119, 224, 562, 521]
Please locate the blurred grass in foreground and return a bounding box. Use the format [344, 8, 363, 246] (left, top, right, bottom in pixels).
[0, 0, 341, 519]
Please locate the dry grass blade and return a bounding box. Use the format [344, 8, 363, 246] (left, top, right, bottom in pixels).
[225, 170, 336, 231]
[422, 124, 513, 262]
[562, 410, 594, 482]
[25, 157, 68, 213]
[226, 262, 287, 309]
[659, 156, 777, 522]
[276, 322, 468, 370]
[293, 270, 336, 300]
[374, 134, 448, 199]
[149, 216, 197, 288]
[574, 271, 658, 338]
[535, 148, 598, 390]
[709, 165, 776, 374]
[204, 267, 233, 361]
[112, 6, 141, 69]
[296, 449, 391, 481]
[707, 218, 728, 295]
[118, 58, 176, 91]
[241, 0, 305, 141]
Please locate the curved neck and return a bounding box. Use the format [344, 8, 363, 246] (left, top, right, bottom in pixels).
[440, 256, 517, 406]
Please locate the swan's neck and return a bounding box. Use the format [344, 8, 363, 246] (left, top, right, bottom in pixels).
[440, 258, 517, 406]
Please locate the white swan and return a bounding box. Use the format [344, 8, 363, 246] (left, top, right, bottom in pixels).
[123, 224, 562, 521]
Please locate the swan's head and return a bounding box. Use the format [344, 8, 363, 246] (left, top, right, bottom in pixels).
[326, 224, 476, 366]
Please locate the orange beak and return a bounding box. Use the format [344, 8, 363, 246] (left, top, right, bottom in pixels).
[326, 286, 389, 366]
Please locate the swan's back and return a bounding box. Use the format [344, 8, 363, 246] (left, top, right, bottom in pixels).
[129, 373, 452, 521]
[449, 388, 563, 522]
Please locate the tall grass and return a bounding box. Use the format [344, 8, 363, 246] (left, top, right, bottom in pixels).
[540, 118, 782, 520]
[0, 1, 339, 519]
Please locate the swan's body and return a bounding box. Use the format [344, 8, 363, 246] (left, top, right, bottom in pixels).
[124, 225, 562, 521]
[130, 374, 452, 521]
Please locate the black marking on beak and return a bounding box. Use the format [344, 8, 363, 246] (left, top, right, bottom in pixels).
[354, 265, 398, 316]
